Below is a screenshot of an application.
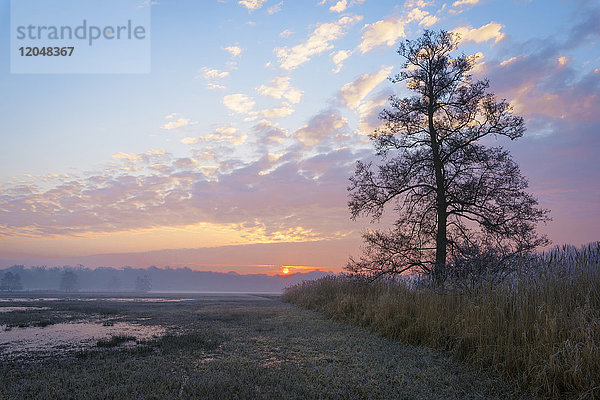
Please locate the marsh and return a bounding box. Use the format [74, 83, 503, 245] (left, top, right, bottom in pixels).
[0, 292, 523, 399]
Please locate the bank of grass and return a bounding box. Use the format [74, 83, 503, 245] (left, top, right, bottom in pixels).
[283, 243, 600, 399]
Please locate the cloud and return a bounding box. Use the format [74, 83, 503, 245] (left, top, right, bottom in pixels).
[207, 83, 227, 90]
[182, 126, 247, 146]
[419, 14, 439, 27]
[480, 11, 600, 125]
[470, 52, 486, 75]
[403, 0, 430, 7]
[561, 4, 600, 50]
[181, 137, 198, 145]
[223, 94, 256, 114]
[110, 150, 169, 171]
[453, 22, 506, 44]
[557, 55, 569, 67]
[508, 74, 600, 122]
[173, 158, 198, 169]
[238, 0, 266, 11]
[146, 149, 166, 156]
[280, 29, 293, 38]
[319, 0, 365, 13]
[160, 114, 198, 130]
[112, 152, 141, 161]
[259, 104, 295, 119]
[329, 0, 348, 13]
[500, 56, 518, 67]
[356, 4, 439, 53]
[252, 119, 289, 145]
[208, 126, 247, 145]
[357, 16, 406, 54]
[224, 46, 242, 57]
[275, 15, 363, 70]
[256, 76, 304, 104]
[478, 4, 600, 124]
[452, 0, 478, 7]
[331, 49, 352, 73]
[405, 7, 428, 23]
[162, 117, 193, 131]
[293, 109, 348, 146]
[0, 139, 365, 242]
[267, 1, 283, 14]
[357, 89, 392, 134]
[338, 65, 393, 109]
[199, 67, 229, 90]
[201, 67, 229, 79]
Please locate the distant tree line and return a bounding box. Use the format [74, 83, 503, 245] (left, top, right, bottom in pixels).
[0, 271, 23, 291]
[59, 270, 80, 292]
[0, 266, 154, 292]
[0, 265, 329, 293]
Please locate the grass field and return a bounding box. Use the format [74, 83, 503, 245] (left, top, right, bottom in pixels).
[283, 243, 600, 399]
[0, 293, 524, 399]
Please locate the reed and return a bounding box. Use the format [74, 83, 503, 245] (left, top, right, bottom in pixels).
[283, 242, 600, 398]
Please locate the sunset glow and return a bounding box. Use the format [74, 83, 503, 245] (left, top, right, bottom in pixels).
[1, 0, 598, 272]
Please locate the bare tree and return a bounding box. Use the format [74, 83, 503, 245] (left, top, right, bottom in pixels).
[60, 270, 79, 292]
[106, 276, 122, 292]
[348, 30, 549, 284]
[0, 272, 23, 291]
[134, 275, 152, 293]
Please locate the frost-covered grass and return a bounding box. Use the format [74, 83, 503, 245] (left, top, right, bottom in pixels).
[0, 293, 519, 399]
[283, 243, 600, 399]
[96, 335, 137, 347]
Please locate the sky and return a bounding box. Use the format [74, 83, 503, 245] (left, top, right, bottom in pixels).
[0, 0, 599, 275]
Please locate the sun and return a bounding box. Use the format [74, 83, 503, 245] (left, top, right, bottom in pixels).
[282, 267, 290, 274]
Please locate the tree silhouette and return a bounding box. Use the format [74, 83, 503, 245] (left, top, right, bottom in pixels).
[60, 270, 79, 292]
[348, 30, 549, 284]
[134, 275, 152, 292]
[106, 276, 122, 291]
[0, 272, 23, 291]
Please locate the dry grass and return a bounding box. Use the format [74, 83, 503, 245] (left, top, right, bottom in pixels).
[282, 242, 600, 399]
[0, 293, 519, 399]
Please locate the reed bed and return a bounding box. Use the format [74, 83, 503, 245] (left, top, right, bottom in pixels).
[282, 242, 600, 399]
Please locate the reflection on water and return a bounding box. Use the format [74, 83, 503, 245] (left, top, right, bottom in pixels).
[0, 297, 194, 303]
[0, 321, 165, 358]
[98, 298, 195, 302]
[0, 298, 61, 303]
[0, 307, 50, 313]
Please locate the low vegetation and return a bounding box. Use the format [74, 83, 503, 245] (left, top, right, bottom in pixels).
[96, 335, 137, 348]
[1, 293, 521, 399]
[1, 310, 60, 329]
[283, 243, 600, 399]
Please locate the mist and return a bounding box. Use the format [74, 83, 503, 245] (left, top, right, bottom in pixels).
[0, 265, 332, 293]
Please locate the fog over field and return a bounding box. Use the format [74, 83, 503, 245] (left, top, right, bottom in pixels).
[0, 264, 331, 293]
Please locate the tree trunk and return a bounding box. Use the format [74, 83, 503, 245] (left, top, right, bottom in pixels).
[428, 85, 447, 286]
[434, 205, 447, 285]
